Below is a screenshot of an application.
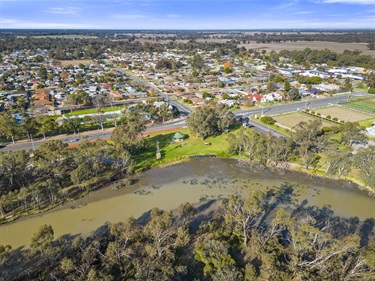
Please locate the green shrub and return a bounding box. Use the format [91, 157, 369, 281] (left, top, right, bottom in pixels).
[326, 115, 331, 119]
[368, 87, 375, 94]
[317, 113, 321, 116]
[260, 116, 276, 125]
[322, 126, 332, 133]
[332, 117, 338, 121]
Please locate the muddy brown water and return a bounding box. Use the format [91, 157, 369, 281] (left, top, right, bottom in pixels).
[1, 158, 374, 249]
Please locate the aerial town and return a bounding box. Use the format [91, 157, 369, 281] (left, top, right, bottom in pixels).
[0, 3, 374, 279]
[1, 44, 374, 142]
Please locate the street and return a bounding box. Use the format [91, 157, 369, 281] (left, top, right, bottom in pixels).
[0, 85, 370, 152]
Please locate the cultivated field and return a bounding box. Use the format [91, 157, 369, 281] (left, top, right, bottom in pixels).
[17, 35, 98, 39]
[60, 59, 93, 66]
[314, 106, 373, 123]
[274, 112, 332, 130]
[238, 41, 375, 57]
[345, 99, 375, 113]
[134, 35, 374, 57]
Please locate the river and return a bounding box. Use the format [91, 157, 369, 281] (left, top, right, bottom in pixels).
[1, 158, 374, 249]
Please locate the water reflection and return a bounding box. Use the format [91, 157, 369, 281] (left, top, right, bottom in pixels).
[0, 158, 374, 248]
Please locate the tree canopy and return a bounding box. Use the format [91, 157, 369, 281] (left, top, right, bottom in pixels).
[187, 104, 234, 140]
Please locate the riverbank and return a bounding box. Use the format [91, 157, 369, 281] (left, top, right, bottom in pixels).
[2, 156, 373, 230]
[1, 157, 374, 249]
[1, 126, 374, 227]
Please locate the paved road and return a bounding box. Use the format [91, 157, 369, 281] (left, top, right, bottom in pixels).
[236, 91, 368, 118]
[119, 69, 193, 116]
[246, 119, 287, 137]
[1, 88, 371, 152]
[1, 118, 187, 152]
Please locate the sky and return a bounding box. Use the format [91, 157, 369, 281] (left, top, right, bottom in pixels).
[0, 0, 374, 30]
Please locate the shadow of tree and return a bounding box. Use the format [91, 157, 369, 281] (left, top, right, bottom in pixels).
[191, 200, 218, 233]
[359, 218, 375, 247]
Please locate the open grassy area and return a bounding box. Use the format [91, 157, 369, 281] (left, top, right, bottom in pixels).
[273, 112, 332, 130]
[344, 99, 375, 114]
[134, 128, 232, 171]
[314, 106, 373, 123]
[60, 59, 93, 66]
[65, 106, 125, 116]
[237, 41, 375, 57]
[359, 118, 375, 128]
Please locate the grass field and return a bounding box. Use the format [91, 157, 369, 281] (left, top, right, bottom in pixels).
[314, 106, 373, 123]
[60, 59, 93, 67]
[273, 113, 332, 130]
[134, 128, 231, 171]
[345, 99, 375, 114]
[238, 41, 375, 57]
[65, 106, 125, 117]
[359, 118, 375, 128]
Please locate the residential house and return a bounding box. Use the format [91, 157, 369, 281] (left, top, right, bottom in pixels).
[262, 92, 283, 103]
[33, 88, 53, 107]
[248, 93, 263, 103]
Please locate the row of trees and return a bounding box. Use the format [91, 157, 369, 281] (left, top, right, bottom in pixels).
[186, 103, 373, 188]
[1, 189, 374, 280]
[277, 48, 375, 69]
[227, 119, 374, 188]
[0, 102, 178, 143]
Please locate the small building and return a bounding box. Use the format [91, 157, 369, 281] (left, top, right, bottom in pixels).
[172, 132, 186, 142]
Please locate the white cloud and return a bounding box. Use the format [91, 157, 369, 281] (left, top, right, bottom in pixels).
[112, 14, 151, 20]
[46, 7, 81, 15]
[272, 0, 300, 10]
[322, 0, 374, 4]
[294, 11, 314, 14]
[166, 14, 182, 18]
[2, 20, 97, 29]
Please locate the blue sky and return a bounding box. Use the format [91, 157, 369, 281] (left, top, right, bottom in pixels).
[0, 0, 374, 29]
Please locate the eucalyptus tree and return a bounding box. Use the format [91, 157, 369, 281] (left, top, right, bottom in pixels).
[112, 107, 146, 153]
[20, 114, 39, 141]
[291, 119, 324, 170]
[354, 146, 375, 189]
[340, 122, 368, 147]
[36, 115, 58, 139]
[227, 127, 265, 162]
[32, 140, 70, 188]
[0, 150, 30, 189]
[323, 145, 353, 178]
[61, 117, 81, 134]
[187, 104, 234, 140]
[0, 113, 19, 143]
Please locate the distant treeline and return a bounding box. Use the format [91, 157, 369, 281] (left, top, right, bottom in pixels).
[0, 34, 373, 68]
[0, 29, 374, 43]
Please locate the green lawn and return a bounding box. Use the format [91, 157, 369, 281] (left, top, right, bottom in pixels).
[344, 100, 375, 113]
[359, 118, 375, 128]
[65, 106, 126, 117]
[133, 128, 232, 171]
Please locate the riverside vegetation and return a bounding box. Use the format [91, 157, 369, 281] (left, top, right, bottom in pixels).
[0, 103, 374, 223]
[1, 192, 375, 280]
[0, 103, 374, 280]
